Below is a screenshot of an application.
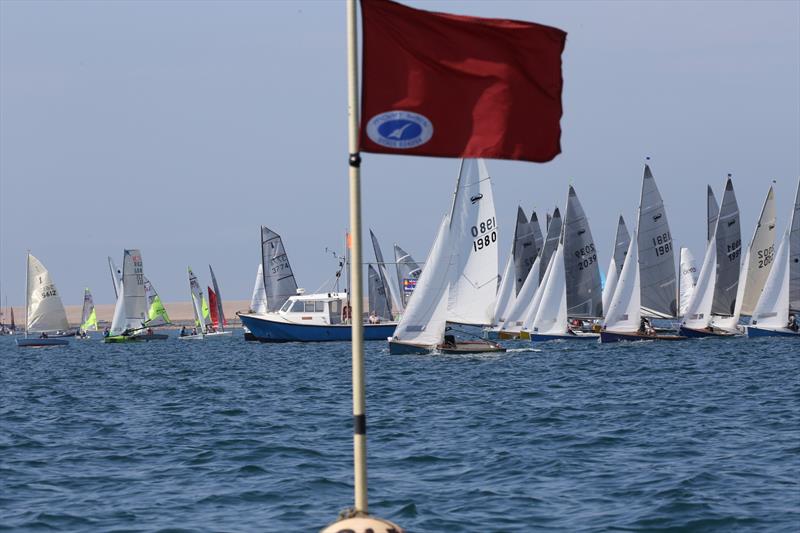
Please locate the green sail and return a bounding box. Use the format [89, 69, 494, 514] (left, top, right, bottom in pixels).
[81, 307, 98, 331]
[148, 295, 171, 326]
[201, 295, 210, 322]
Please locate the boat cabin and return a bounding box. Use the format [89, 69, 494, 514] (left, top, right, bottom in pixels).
[278, 292, 351, 326]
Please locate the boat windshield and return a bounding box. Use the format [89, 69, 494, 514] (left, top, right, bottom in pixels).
[280, 300, 294, 312]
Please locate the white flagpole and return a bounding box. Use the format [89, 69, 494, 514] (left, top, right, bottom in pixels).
[346, 0, 368, 514]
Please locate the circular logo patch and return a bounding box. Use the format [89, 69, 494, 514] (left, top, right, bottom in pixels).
[366, 110, 433, 149]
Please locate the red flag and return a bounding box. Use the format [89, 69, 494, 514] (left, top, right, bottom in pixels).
[359, 0, 566, 163]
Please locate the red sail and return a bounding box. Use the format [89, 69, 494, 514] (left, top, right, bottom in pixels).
[207, 287, 219, 327]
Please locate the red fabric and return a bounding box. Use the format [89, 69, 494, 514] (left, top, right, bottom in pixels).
[359, 0, 566, 163]
[208, 287, 219, 327]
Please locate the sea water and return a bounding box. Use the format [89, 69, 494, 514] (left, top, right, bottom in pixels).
[1, 332, 797, 531]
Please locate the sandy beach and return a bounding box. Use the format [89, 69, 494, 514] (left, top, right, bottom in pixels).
[1, 300, 252, 328]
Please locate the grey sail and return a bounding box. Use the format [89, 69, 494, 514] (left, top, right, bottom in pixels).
[711, 177, 741, 316]
[370, 229, 400, 315]
[707, 186, 719, 243]
[613, 215, 631, 276]
[531, 211, 544, 261]
[563, 186, 603, 317]
[791, 179, 800, 312]
[261, 226, 298, 312]
[394, 243, 421, 307]
[368, 264, 392, 320]
[513, 207, 539, 295]
[637, 164, 678, 317]
[539, 208, 562, 284]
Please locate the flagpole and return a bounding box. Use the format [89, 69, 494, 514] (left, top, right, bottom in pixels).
[346, 0, 368, 515]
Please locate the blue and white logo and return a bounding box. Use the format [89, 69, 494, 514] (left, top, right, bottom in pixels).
[366, 110, 433, 149]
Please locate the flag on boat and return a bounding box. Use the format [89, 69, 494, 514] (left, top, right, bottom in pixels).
[359, 0, 566, 163]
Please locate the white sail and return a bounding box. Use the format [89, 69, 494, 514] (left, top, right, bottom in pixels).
[563, 185, 602, 317]
[513, 207, 540, 295]
[501, 256, 541, 333]
[751, 226, 791, 330]
[604, 229, 641, 333]
[108, 256, 122, 298]
[390, 216, 452, 348]
[368, 264, 392, 320]
[681, 236, 717, 330]
[188, 267, 208, 331]
[732, 186, 776, 318]
[109, 249, 148, 335]
[261, 226, 298, 312]
[522, 253, 556, 332]
[446, 159, 499, 326]
[492, 242, 517, 327]
[539, 208, 561, 284]
[370, 229, 402, 314]
[394, 243, 422, 307]
[249, 264, 268, 314]
[679, 247, 698, 317]
[532, 243, 568, 335]
[26, 253, 70, 333]
[602, 215, 630, 316]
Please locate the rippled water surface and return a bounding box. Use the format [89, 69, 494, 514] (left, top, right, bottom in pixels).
[1, 332, 798, 531]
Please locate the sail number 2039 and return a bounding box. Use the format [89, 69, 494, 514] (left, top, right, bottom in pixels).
[471, 217, 497, 252]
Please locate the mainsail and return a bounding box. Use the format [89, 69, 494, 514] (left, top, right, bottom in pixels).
[109, 249, 148, 336]
[513, 207, 539, 295]
[679, 247, 698, 317]
[368, 264, 392, 320]
[144, 276, 170, 327]
[682, 230, 718, 330]
[261, 226, 299, 312]
[539, 208, 561, 284]
[563, 186, 602, 317]
[751, 226, 791, 330]
[602, 215, 630, 317]
[188, 267, 208, 330]
[250, 264, 268, 314]
[733, 186, 776, 317]
[491, 240, 517, 327]
[209, 265, 226, 330]
[26, 253, 70, 333]
[80, 288, 98, 331]
[502, 256, 541, 332]
[394, 244, 422, 307]
[637, 164, 677, 317]
[445, 158, 499, 326]
[711, 177, 741, 316]
[790, 179, 800, 312]
[531, 212, 544, 261]
[370, 229, 401, 315]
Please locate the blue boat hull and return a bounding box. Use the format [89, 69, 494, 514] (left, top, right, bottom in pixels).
[17, 337, 69, 347]
[530, 332, 599, 342]
[679, 326, 738, 338]
[240, 314, 396, 343]
[746, 326, 800, 338]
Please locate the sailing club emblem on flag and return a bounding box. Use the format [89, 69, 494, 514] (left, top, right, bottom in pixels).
[366, 110, 433, 149]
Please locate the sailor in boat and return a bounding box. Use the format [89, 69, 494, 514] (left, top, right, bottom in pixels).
[368, 311, 380, 324]
[179, 325, 187, 337]
[638, 317, 655, 336]
[788, 314, 799, 333]
[40, 332, 49, 339]
[103, 326, 110, 337]
[342, 304, 352, 324]
[191, 327, 198, 336]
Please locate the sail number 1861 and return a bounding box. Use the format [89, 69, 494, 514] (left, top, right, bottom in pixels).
[653, 232, 672, 257]
[471, 217, 497, 252]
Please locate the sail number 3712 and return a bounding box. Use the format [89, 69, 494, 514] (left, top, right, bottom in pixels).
[471, 217, 497, 252]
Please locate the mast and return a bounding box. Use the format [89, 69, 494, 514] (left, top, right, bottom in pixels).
[346, 0, 367, 513]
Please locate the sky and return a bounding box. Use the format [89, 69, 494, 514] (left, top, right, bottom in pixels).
[1, 0, 798, 308]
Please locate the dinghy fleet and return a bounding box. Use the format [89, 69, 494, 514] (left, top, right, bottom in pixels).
[11, 159, 800, 349]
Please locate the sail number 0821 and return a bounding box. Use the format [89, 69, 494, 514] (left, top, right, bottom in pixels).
[471, 217, 497, 252]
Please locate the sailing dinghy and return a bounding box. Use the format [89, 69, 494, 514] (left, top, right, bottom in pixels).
[600, 228, 687, 342]
[389, 159, 504, 355]
[104, 249, 167, 342]
[77, 288, 98, 338]
[680, 176, 742, 337]
[748, 178, 800, 338]
[17, 253, 71, 347]
[179, 267, 231, 340]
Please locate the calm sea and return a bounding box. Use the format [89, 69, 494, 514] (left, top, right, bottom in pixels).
[1, 332, 798, 532]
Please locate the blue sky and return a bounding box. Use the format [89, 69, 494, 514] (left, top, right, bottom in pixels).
[1, 0, 798, 307]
